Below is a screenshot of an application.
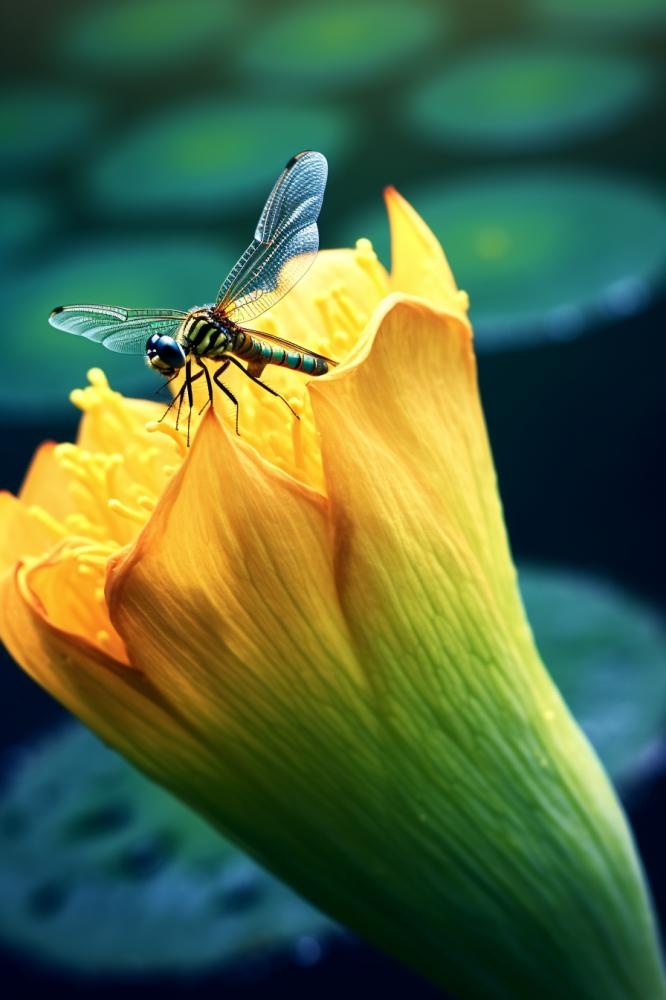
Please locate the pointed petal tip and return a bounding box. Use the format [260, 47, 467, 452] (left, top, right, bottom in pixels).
[383, 186, 467, 313]
[383, 184, 405, 206]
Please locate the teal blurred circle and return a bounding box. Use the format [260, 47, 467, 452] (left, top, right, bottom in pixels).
[63, 0, 239, 72]
[347, 171, 666, 350]
[239, 0, 443, 90]
[520, 565, 666, 782]
[1, 238, 236, 417]
[529, 0, 666, 34]
[0, 722, 335, 973]
[0, 192, 56, 261]
[0, 88, 97, 173]
[87, 102, 355, 216]
[409, 46, 654, 152]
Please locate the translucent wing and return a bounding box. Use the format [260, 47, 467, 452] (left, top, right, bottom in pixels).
[214, 151, 327, 325]
[221, 227, 319, 325]
[49, 305, 187, 355]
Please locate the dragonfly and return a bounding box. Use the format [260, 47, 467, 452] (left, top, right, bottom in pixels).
[49, 150, 337, 442]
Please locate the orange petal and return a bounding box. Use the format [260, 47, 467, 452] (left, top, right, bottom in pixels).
[307, 294, 661, 992]
[309, 294, 525, 642]
[19, 441, 74, 520]
[106, 408, 387, 861]
[0, 562, 208, 792]
[107, 409, 370, 727]
[0, 442, 79, 574]
[384, 186, 469, 317]
[0, 492, 63, 574]
[20, 539, 127, 663]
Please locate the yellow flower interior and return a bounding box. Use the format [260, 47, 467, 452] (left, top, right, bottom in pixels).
[14, 369, 184, 659]
[7, 241, 389, 657]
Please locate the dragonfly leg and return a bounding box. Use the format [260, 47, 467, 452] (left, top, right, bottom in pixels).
[226, 355, 299, 420]
[158, 367, 192, 419]
[159, 364, 203, 446]
[184, 360, 195, 446]
[158, 381, 185, 422]
[175, 380, 186, 431]
[181, 361, 205, 445]
[154, 370, 181, 396]
[212, 362, 240, 436]
[195, 357, 214, 415]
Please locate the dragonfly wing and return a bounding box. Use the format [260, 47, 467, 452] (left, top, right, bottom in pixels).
[49, 305, 186, 355]
[219, 225, 319, 326]
[214, 151, 327, 323]
[253, 150, 328, 244]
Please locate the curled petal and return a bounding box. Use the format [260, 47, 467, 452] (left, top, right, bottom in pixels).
[0, 492, 62, 574]
[0, 564, 208, 793]
[106, 412, 387, 842]
[308, 295, 664, 996]
[19, 442, 75, 521]
[106, 411, 424, 912]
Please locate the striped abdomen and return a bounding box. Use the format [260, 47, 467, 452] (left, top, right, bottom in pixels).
[230, 329, 330, 375]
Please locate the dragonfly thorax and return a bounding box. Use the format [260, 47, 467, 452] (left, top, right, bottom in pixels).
[181, 307, 236, 360]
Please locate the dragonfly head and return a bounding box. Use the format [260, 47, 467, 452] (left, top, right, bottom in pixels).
[145, 333, 189, 375]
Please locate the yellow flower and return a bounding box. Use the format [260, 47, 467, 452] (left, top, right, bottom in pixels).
[1, 190, 664, 998]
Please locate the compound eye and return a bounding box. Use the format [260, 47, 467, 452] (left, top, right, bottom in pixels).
[156, 336, 186, 368]
[145, 333, 161, 354]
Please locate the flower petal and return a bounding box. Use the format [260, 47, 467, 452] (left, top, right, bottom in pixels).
[106, 409, 398, 902]
[20, 540, 127, 662]
[107, 408, 378, 749]
[308, 295, 663, 996]
[0, 442, 80, 575]
[0, 563, 207, 793]
[311, 294, 524, 632]
[384, 186, 469, 317]
[19, 441, 73, 519]
[0, 492, 62, 573]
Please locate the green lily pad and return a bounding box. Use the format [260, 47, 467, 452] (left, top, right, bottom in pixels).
[0, 237, 237, 417]
[87, 101, 355, 217]
[0, 723, 335, 973]
[0, 88, 97, 174]
[520, 566, 666, 782]
[346, 171, 666, 350]
[0, 192, 56, 261]
[408, 46, 654, 152]
[529, 0, 666, 35]
[62, 0, 240, 73]
[238, 0, 444, 91]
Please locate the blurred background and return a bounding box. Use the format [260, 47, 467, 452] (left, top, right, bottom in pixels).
[0, 0, 665, 996]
